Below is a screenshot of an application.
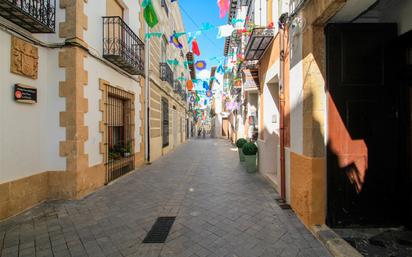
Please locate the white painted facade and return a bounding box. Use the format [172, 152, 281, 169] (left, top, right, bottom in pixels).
[288, 20, 304, 155]
[0, 0, 66, 183]
[83, 0, 143, 167]
[258, 60, 281, 188]
[0, 0, 144, 183]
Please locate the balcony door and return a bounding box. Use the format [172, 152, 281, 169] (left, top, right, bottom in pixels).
[106, 0, 124, 56]
[107, 0, 123, 17]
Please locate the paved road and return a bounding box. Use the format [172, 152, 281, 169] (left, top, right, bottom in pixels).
[0, 139, 332, 257]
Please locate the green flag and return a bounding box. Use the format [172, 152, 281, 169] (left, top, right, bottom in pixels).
[142, 0, 158, 28]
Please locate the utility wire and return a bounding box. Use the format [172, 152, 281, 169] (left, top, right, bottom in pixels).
[178, 2, 222, 52]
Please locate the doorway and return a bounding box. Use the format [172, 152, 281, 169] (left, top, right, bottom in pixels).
[222, 117, 229, 138]
[172, 106, 178, 147]
[326, 23, 404, 227]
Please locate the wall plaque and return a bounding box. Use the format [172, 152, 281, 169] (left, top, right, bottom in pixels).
[10, 36, 38, 79]
[14, 84, 37, 104]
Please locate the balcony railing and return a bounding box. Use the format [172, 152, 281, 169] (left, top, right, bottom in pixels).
[160, 62, 174, 87]
[0, 0, 56, 32]
[103, 16, 144, 75]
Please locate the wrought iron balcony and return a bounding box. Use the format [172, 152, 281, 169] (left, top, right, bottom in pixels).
[173, 81, 186, 101]
[103, 16, 144, 75]
[244, 27, 275, 61]
[0, 0, 56, 33]
[160, 62, 174, 87]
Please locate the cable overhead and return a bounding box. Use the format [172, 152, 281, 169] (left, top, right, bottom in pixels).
[178, 2, 222, 51]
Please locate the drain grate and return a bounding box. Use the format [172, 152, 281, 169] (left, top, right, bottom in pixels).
[143, 217, 176, 243]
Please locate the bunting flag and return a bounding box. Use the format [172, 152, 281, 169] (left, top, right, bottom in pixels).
[217, 0, 229, 18]
[167, 59, 179, 66]
[142, 0, 158, 28]
[170, 33, 183, 49]
[192, 39, 200, 56]
[200, 22, 215, 31]
[217, 24, 234, 38]
[175, 32, 186, 38]
[217, 64, 225, 74]
[145, 32, 163, 39]
[186, 80, 194, 91]
[195, 60, 206, 71]
[231, 18, 245, 25]
[202, 81, 209, 90]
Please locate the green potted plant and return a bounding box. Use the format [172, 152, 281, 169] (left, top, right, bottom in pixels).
[236, 138, 247, 161]
[242, 142, 258, 173]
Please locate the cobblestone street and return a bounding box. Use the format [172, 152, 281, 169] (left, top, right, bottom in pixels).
[0, 139, 331, 257]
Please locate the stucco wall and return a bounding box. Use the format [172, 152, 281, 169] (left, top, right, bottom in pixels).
[84, 0, 142, 57]
[0, 32, 65, 184]
[84, 57, 142, 167]
[289, 25, 304, 155]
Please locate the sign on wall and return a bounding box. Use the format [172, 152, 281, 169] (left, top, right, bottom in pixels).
[14, 84, 37, 104]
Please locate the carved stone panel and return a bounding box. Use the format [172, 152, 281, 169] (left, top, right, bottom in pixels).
[10, 36, 38, 79]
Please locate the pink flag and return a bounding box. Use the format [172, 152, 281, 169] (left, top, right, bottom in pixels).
[217, 0, 229, 19]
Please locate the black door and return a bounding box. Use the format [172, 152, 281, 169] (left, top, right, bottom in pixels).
[326, 23, 402, 227]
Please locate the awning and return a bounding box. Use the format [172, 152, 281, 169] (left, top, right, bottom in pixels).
[242, 69, 259, 91]
[244, 28, 275, 61]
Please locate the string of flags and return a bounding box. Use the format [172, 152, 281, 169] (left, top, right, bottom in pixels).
[141, 0, 253, 118]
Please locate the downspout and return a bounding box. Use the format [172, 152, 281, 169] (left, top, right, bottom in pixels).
[278, 14, 288, 203]
[144, 22, 151, 163]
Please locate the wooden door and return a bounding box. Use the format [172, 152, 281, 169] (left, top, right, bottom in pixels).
[222, 118, 229, 138]
[106, 0, 123, 17]
[398, 31, 412, 228]
[326, 23, 402, 227]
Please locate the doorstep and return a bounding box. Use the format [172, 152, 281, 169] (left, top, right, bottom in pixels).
[312, 225, 364, 257]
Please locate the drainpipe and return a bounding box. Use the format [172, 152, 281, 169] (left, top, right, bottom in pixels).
[144, 23, 151, 163]
[278, 14, 287, 203]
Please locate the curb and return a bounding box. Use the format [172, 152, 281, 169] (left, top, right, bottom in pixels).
[312, 225, 364, 257]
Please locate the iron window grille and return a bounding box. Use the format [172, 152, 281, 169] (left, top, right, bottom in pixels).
[103, 16, 144, 75]
[0, 0, 56, 33]
[244, 27, 275, 61]
[104, 86, 135, 183]
[162, 98, 169, 148]
[160, 62, 174, 87]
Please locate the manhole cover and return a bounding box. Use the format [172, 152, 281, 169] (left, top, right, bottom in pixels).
[143, 217, 176, 243]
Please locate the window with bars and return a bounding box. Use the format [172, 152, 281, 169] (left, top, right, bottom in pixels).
[105, 86, 134, 183]
[162, 97, 169, 147]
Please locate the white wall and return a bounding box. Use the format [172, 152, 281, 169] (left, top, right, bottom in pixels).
[41, 2, 65, 42]
[84, 0, 143, 57]
[84, 57, 142, 167]
[0, 31, 65, 183]
[258, 60, 280, 184]
[289, 25, 303, 155]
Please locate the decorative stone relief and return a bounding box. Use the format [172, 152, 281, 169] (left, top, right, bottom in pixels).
[10, 36, 38, 79]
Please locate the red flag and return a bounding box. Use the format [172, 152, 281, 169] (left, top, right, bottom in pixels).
[192, 39, 200, 56]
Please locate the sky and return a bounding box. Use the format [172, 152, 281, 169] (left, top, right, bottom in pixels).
[177, 0, 228, 79]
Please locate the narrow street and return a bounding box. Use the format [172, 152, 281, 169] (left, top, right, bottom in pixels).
[0, 139, 331, 257]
